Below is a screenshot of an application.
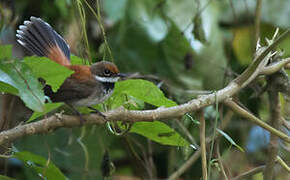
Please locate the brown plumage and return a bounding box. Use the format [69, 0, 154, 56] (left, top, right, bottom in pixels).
[47, 46, 71, 66]
[16, 17, 123, 109]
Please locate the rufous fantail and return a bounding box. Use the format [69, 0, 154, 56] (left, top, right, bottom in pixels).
[16, 17, 123, 118]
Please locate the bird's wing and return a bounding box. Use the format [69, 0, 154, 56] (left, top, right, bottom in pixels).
[16, 16, 71, 66]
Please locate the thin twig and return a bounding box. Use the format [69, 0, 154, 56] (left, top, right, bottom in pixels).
[83, 0, 114, 61]
[175, 119, 198, 146]
[167, 150, 201, 180]
[167, 110, 233, 180]
[224, 99, 289, 143]
[216, 141, 228, 180]
[198, 110, 207, 180]
[232, 156, 288, 180]
[76, 0, 92, 64]
[260, 58, 290, 75]
[254, 0, 262, 45]
[232, 165, 265, 180]
[208, 93, 219, 178]
[276, 156, 290, 172]
[235, 29, 290, 85]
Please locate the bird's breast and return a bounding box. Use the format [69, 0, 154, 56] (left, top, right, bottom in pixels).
[72, 82, 115, 107]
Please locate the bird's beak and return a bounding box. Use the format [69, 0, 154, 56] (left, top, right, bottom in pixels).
[117, 73, 127, 77]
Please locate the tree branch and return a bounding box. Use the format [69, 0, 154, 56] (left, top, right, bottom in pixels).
[0, 82, 239, 146]
[167, 150, 201, 180]
[0, 29, 289, 147]
[254, 0, 262, 44]
[260, 58, 290, 75]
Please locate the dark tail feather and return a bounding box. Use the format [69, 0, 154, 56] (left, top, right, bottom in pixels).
[16, 16, 71, 65]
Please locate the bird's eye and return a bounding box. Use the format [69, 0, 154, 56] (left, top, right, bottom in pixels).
[104, 69, 111, 75]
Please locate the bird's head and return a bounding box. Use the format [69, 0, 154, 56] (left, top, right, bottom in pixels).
[90, 61, 124, 83]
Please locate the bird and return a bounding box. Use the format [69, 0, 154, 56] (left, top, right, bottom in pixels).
[16, 16, 123, 120]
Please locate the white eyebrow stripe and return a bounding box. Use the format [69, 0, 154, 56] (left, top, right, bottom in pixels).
[95, 75, 119, 83]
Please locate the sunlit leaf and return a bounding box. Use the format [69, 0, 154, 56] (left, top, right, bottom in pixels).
[24, 56, 74, 92]
[130, 121, 190, 146]
[113, 79, 176, 107]
[13, 151, 67, 180]
[0, 60, 45, 112]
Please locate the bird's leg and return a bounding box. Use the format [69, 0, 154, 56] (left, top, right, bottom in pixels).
[88, 106, 107, 120]
[67, 104, 85, 124]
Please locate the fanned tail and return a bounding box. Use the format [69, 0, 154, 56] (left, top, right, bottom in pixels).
[16, 16, 71, 66]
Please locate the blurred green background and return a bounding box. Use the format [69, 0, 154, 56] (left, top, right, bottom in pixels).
[0, 0, 289, 179]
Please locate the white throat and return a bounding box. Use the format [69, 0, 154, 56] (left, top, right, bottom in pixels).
[95, 75, 119, 83]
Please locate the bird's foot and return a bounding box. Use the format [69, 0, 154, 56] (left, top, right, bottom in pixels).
[67, 104, 86, 125]
[88, 106, 107, 121]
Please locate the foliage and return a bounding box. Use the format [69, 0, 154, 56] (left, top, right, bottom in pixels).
[0, 45, 45, 112]
[0, 0, 290, 179]
[13, 151, 67, 180]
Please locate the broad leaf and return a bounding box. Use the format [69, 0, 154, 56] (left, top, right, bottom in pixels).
[0, 60, 45, 112]
[13, 151, 67, 180]
[24, 56, 74, 92]
[0, 81, 18, 95]
[113, 79, 176, 107]
[130, 121, 190, 146]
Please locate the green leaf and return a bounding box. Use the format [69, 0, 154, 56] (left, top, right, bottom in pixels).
[0, 175, 16, 180]
[130, 121, 190, 146]
[0, 60, 45, 112]
[24, 56, 74, 92]
[114, 79, 176, 107]
[71, 55, 86, 65]
[27, 103, 64, 122]
[0, 45, 12, 59]
[0, 81, 18, 95]
[13, 151, 67, 180]
[217, 129, 245, 152]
